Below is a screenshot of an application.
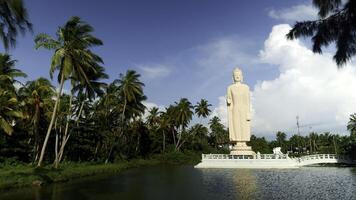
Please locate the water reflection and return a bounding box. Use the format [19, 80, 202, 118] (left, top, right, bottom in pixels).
[232, 169, 256, 199]
[1, 166, 355, 200]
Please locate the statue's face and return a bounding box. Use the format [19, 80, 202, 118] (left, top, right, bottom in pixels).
[233, 70, 242, 82]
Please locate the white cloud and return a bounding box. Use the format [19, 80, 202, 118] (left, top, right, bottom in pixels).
[195, 37, 256, 70]
[142, 101, 165, 119]
[210, 96, 228, 127]
[139, 64, 171, 79]
[210, 24, 356, 136]
[189, 36, 259, 96]
[252, 24, 356, 135]
[268, 4, 318, 22]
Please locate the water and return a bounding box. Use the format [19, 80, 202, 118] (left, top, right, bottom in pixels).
[1, 166, 355, 200]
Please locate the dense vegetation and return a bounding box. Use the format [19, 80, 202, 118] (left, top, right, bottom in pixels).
[249, 130, 356, 159]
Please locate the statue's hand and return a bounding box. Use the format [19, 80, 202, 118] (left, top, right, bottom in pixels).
[246, 113, 251, 121]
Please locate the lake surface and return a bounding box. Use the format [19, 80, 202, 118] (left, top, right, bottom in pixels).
[1, 166, 356, 200]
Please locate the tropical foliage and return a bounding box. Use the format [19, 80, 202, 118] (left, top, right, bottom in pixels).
[0, 0, 32, 50]
[287, 0, 356, 66]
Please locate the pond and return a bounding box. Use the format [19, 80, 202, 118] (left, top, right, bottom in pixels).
[1, 166, 355, 200]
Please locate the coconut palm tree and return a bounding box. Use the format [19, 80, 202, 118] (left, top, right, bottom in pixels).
[18, 78, 54, 162]
[0, 53, 26, 91]
[115, 70, 145, 124]
[276, 131, 287, 152]
[209, 116, 228, 147]
[0, 89, 23, 135]
[173, 98, 193, 150]
[105, 70, 145, 161]
[147, 107, 160, 127]
[34, 16, 104, 167]
[0, 0, 32, 50]
[287, 0, 356, 66]
[347, 113, 356, 136]
[194, 99, 211, 123]
[54, 65, 108, 168]
[158, 112, 170, 152]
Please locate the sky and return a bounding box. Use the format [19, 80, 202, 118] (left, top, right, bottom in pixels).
[6, 0, 356, 138]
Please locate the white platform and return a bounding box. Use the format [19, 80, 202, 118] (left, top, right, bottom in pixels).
[194, 154, 354, 169]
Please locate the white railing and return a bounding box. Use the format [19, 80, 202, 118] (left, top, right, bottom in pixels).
[202, 154, 289, 160]
[202, 153, 349, 161]
[200, 153, 354, 166]
[298, 154, 350, 161]
[299, 154, 335, 161]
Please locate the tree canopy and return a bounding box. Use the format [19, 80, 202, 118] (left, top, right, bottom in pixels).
[287, 0, 356, 66]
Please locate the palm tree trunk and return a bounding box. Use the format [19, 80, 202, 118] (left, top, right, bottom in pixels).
[93, 142, 99, 160]
[105, 98, 126, 163]
[105, 144, 114, 164]
[162, 131, 165, 152]
[32, 107, 40, 164]
[54, 130, 59, 167]
[77, 100, 85, 125]
[136, 133, 140, 154]
[55, 92, 73, 167]
[172, 128, 176, 146]
[333, 136, 337, 154]
[175, 127, 182, 151]
[37, 73, 65, 167]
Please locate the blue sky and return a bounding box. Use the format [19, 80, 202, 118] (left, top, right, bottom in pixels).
[7, 0, 356, 137]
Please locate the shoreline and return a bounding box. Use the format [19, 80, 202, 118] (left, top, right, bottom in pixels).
[0, 151, 201, 191]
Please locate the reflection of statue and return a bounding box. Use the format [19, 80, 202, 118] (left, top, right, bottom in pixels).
[227, 68, 255, 156]
[232, 169, 257, 199]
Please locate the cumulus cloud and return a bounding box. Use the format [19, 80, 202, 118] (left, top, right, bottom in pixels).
[211, 24, 356, 136]
[210, 96, 228, 127]
[142, 101, 165, 119]
[268, 4, 318, 22]
[253, 24, 356, 135]
[139, 64, 171, 79]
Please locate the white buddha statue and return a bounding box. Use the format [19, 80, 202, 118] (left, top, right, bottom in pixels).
[227, 68, 255, 156]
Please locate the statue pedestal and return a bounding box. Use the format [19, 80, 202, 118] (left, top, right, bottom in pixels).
[230, 142, 256, 156]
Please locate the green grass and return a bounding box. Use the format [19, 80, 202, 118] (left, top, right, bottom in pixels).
[0, 151, 201, 190]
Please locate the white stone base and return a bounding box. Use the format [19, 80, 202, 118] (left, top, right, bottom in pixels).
[194, 159, 299, 169]
[194, 154, 354, 169]
[230, 142, 256, 157]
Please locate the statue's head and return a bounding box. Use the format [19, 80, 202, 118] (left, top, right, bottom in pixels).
[233, 68, 243, 83]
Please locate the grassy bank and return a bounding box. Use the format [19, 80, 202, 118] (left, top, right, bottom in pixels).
[0, 151, 201, 190]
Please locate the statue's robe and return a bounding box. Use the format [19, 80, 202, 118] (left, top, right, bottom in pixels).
[227, 82, 251, 142]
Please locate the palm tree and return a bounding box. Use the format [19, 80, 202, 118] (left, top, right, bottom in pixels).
[276, 131, 287, 152]
[104, 70, 145, 163]
[158, 112, 170, 152]
[0, 89, 23, 135]
[18, 78, 54, 162]
[347, 113, 356, 137]
[209, 116, 228, 147]
[0, 53, 26, 136]
[54, 65, 108, 168]
[115, 70, 145, 124]
[287, 0, 356, 66]
[34, 16, 104, 167]
[0, 0, 32, 50]
[0, 53, 27, 91]
[194, 99, 211, 124]
[173, 98, 193, 150]
[147, 107, 160, 127]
